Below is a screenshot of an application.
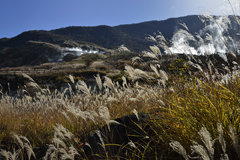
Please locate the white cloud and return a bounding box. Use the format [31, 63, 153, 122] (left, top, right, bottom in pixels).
[183, 0, 237, 16]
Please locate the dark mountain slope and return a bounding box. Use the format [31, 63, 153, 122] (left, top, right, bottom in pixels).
[50, 15, 205, 50]
[0, 15, 204, 52]
[115, 15, 204, 39]
[0, 15, 212, 68]
[3, 30, 65, 48]
[51, 25, 152, 51]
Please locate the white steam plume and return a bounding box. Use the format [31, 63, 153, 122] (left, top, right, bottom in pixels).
[167, 16, 240, 55]
[48, 46, 106, 62]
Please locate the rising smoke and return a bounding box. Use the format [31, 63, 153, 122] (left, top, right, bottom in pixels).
[55, 46, 105, 62]
[167, 15, 240, 55]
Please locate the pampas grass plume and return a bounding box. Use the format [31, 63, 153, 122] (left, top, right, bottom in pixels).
[169, 141, 189, 160]
[69, 74, 75, 84]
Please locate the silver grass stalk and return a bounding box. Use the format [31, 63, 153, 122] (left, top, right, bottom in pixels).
[217, 123, 229, 159]
[135, 69, 151, 81]
[145, 35, 157, 43]
[61, 110, 72, 122]
[150, 45, 161, 57]
[218, 53, 229, 64]
[98, 106, 118, 131]
[59, 148, 72, 160]
[132, 109, 139, 121]
[98, 105, 110, 123]
[125, 65, 135, 81]
[220, 153, 229, 160]
[233, 61, 239, 66]
[155, 31, 167, 43]
[129, 98, 138, 101]
[103, 88, 109, 98]
[142, 51, 158, 59]
[218, 18, 229, 31]
[176, 29, 196, 42]
[0, 150, 9, 160]
[205, 33, 213, 44]
[223, 14, 232, 28]
[103, 76, 116, 93]
[195, 32, 205, 46]
[94, 74, 102, 91]
[12, 133, 24, 149]
[69, 75, 75, 84]
[198, 59, 202, 64]
[198, 126, 216, 160]
[107, 97, 118, 102]
[207, 60, 213, 74]
[132, 56, 142, 64]
[189, 54, 198, 63]
[128, 140, 136, 148]
[26, 82, 42, 92]
[190, 141, 210, 160]
[158, 99, 165, 106]
[67, 83, 73, 96]
[187, 61, 203, 73]
[54, 126, 65, 140]
[160, 70, 168, 81]
[179, 21, 190, 31]
[55, 124, 75, 141]
[61, 145, 79, 160]
[83, 111, 97, 124]
[19, 135, 30, 145]
[135, 81, 139, 87]
[22, 73, 35, 82]
[122, 76, 128, 88]
[42, 88, 51, 95]
[228, 36, 235, 48]
[150, 64, 160, 77]
[75, 110, 87, 121]
[160, 42, 172, 55]
[158, 77, 167, 88]
[169, 141, 189, 160]
[229, 125, 240, 158]
[150, 60, 160, 65]
[85, 142, 92, 149]
[50, 152, 57, 160]
[42, 144, 58, 160]
[204, 72, 210, 81]
[8, 83, 10, 93]
[52, 137, 67, 149]
[200, 13, 214, 21]
[230, 51, 237, 58]
[96, 130, 106, 151]
[8, 149, 20, 160]
[76, 80, 91, 97]
[116, 81, 120, 90]
[18, 135, 36, 160]
[24, 143, 36, 160]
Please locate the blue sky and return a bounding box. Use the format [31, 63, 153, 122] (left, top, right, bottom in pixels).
[0, 0, 234, 38]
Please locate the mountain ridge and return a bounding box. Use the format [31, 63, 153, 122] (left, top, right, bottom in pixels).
[0, 15, 204, 49]
[0, 15, 211, 68]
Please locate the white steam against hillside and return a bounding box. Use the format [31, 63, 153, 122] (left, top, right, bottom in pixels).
[49, 46, 106, 62]
[62, 47, 105, 56]
[167, 15, 240, 55]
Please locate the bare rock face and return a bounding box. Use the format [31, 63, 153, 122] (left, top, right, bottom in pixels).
[62, 53, 77, 62]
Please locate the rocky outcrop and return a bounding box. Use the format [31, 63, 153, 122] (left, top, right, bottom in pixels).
[86, 113, 152, 160]
[62, 53, 77, 62]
